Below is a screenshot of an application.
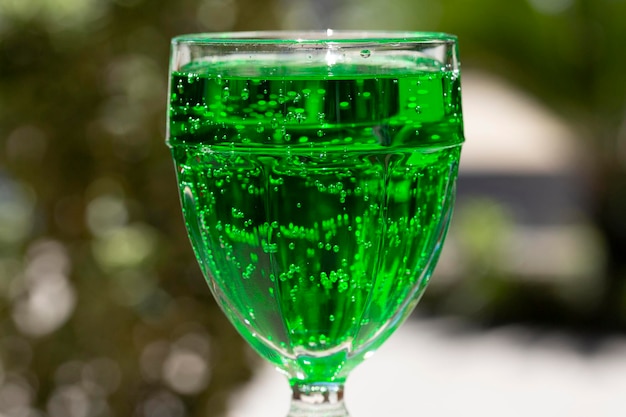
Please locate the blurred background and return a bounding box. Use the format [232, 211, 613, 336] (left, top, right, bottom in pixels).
[0, 0, 625, 416]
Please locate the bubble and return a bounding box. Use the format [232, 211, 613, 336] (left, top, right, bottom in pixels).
[263, 242, 278, 253]
[256, 123, 264, 133]
[242, 264, 255, 280]
[360, 49, 371, 58]
[241, 88, 250, 100]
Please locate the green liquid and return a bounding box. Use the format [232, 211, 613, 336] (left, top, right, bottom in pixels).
[168, 60, 463, 384]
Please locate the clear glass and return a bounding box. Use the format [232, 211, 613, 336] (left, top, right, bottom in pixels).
[166, 30, 464, 416]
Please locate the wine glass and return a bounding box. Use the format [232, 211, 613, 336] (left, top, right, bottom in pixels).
[166, 30, 464, 417]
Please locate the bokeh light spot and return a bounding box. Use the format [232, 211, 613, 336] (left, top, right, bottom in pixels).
[142, 390, 185, 417]
[86, 194, 129, 237]
[91, 223, 158, 271]
[162, 348, 210, 395]
[47, 385, 90, 417]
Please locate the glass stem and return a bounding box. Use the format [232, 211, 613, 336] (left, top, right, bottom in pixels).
[287, 382, 350, 417]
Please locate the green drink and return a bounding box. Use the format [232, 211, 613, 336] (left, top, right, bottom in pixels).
[167, 31, 464, 416]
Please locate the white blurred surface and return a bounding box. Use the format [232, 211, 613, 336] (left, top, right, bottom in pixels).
[227, 317, 626, 417]
[460, 70, 581, 174]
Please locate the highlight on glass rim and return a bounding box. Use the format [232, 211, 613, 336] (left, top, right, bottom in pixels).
[167, 30, 464, 417]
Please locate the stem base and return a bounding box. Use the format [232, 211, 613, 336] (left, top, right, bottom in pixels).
[287, 383, 350, 417]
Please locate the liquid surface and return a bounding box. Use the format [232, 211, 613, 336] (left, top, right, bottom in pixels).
[169, 59, 463, 384]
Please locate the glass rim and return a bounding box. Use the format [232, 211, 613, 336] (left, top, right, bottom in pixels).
[171, 30, 457, 46]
